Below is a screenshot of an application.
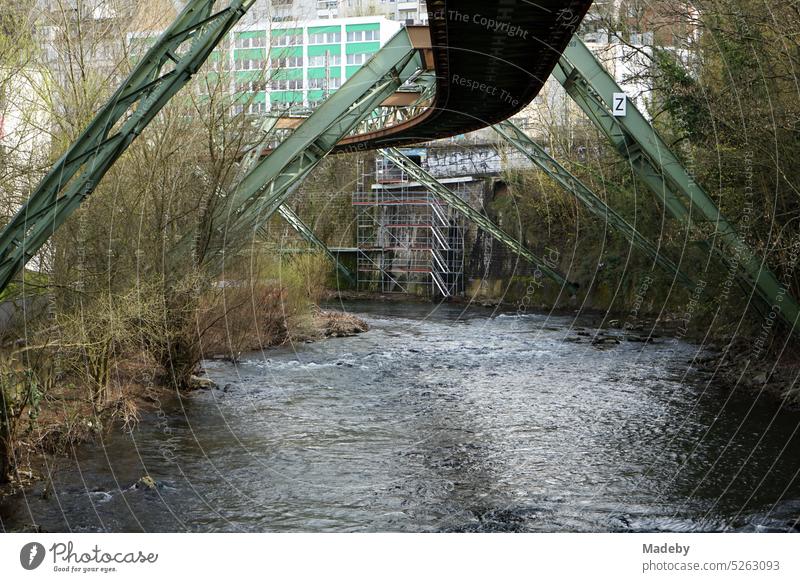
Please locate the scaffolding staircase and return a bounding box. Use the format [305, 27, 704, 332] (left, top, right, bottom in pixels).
[353, 153, 465, 297]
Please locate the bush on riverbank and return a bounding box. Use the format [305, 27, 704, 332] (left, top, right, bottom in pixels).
[197, 253, 335, 358]
[0, 250, 370, 487]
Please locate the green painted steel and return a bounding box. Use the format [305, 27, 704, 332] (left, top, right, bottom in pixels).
[201, 29, 423, 270]
[238, 115, 356, 285]
[273, 206, 356, 285]
[380, 147, 577, 294]
[493, 120, 692, 288]
[0, 0, 255, 292]
[555, 36, 800, 332]
[554, 40, 690, 226]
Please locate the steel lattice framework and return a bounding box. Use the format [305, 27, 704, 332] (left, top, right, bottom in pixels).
[0, 0, 256, 291]
[554, 36, 800, 330]
[272, 205, 355, 285]
[197, 30, 423, 273]
[493, 120, 692, 288]
[381, 147, 577, 295]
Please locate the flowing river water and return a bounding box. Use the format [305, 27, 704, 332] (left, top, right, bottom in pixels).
[2, 301, 800, 532]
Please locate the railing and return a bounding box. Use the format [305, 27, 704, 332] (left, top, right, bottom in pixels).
[429, 200, 451, 252]
[430, 269, 450, 297]
[429, 246, 448, 275]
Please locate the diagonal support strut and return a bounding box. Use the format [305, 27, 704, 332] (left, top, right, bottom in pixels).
[380, 147, 577, 294]
[0, 0, 256, 292]
[554, 35, 800, 333]
[493, 120, 693, 288]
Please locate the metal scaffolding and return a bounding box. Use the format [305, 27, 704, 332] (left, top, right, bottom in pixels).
[354, 153, 466, 297]
[381, 147, 577, 294]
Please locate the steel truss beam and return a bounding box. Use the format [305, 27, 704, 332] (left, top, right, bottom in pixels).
[493, 120, 692, 288]
[237, 117, 356, 285]
[201, 29, 423, 270]
[0, 0, 255, 292]
[248, 68, 437, 281]
[380, 147, 577, 294]
[234, 68, 436, 285]
[248, 69, 436, 289]
[555, 36, 800, 331]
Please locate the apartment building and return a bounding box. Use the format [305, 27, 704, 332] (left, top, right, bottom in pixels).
[243, 0, 428, 23]
[220, 15, 403, 113]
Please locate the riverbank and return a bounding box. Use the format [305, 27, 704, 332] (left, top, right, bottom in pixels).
[0, 308, 369, 497]
[693, 338, 800, 411]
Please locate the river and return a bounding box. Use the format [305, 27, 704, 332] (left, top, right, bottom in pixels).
[2, 301, 799, 532]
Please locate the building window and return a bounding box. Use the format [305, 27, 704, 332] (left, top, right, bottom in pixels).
[270, 78, 304, 90]
[247, 102, 267, 114]
[234, 59, 264, 70]
[309, 31, 341, 44]
[347, 29, 378, 42]
[237, 80, 267, 92]
[308, 54, 341, 66]
[346, 52, 373, 65]
[270, 55, 303, 68]
[274, 33, 301, 46]
[235, 35, 266, 48]
[308, 77, 341, 89]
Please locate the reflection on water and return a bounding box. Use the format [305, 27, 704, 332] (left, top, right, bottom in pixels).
[2, 302, 799, 532]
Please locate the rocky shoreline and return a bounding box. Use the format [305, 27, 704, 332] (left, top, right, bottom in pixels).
[693, 339, 800, 411]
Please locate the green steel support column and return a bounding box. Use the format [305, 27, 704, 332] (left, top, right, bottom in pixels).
[239, 116, 281, 170]
[202, 29, 423, 269]
[554, 41, 691, 226]
[380, 147, 577, 294]
[493, 120, 692, 288]
[0, 0, 255, 292]
[272, 206, 356, 285]
[236, 116, 356, 285]
[555, 36, 800, 332]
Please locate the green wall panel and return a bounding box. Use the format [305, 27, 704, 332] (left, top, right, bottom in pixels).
[345, 23, 380, 32]
[308, 67, 342, 79]
[269, 46, 303, 57]
[309, 25, 342, 34]
[345, 42, 379, 55]
[308, 44, 342, 57]
[233, 48, 265, 59]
